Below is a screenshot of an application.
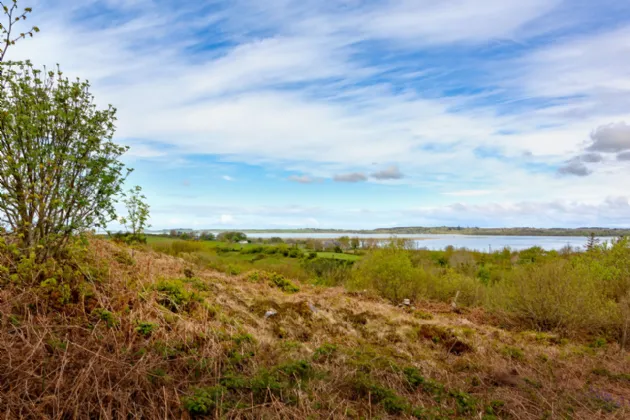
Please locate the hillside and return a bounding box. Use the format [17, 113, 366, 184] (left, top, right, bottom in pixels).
[1, 239, 629, 419]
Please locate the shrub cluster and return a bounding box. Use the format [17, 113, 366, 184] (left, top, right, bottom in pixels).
[348, 238, 630, 341]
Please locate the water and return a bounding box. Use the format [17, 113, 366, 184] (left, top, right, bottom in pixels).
[239, 232, 611, 252]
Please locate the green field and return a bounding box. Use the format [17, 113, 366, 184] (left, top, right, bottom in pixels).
[145, 236, 360, 281]
[315, 252, 361, 261]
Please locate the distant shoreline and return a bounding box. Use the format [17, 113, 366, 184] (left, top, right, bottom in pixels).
[146, 227, 629, 238]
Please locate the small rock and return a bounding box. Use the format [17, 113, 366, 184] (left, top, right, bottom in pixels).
[402, 299, 411, 306]
[264, 309, 278, 319]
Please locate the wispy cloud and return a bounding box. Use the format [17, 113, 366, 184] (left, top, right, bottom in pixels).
[288, 175, 317, 184]
[371, 165, 404, 180]
[558, 159, 592, 177]
[9, 0, 630, 227]
[222, 175, 234, 182]
[442, 190, 495, 197]
[333, 173, 367, 183]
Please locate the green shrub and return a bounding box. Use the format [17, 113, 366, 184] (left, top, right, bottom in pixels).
[154, 279, 201, 312]
[275, 360, 313, 382]
[92, 308, 119, 328]
[423, 269, 483, 307]
[269, 272, 299, 293]
[171, 240, 203, 255]
[313, 343, 338, 362]
[135, 321, 158, 337]
[501, 346, 525, 361]
[303, 257, 353, 286]
[489, 260, 615, 333]
[348, 247, 422, 302]
[182, 386, 226, 416]
[217, 231, 247, 243]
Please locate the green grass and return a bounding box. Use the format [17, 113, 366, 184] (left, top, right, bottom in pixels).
[316, 252, 361, 261]
[146, 236, 362, 282]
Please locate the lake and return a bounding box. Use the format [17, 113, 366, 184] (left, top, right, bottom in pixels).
[241, 232, 613, 252]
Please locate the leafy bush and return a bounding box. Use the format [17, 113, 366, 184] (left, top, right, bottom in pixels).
[0, 60, 129, 261]
[154, 279, 202, 312]
[246, 270, 300, 293]
[348, 247, 422, 302]
[489, 260, 615, 333]
[135, 321, 158, 337]
[269, 272, 299, 293]
[183, 386, 226, 416]
[217, 231, 247, 243]
[92, 308, 119, 328]
[302, 257, 353, 286]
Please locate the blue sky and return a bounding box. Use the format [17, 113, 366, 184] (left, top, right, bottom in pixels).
[8, 0, 630, 229]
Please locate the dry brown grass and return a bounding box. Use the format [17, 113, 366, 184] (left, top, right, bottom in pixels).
[0, 238, 629, 419]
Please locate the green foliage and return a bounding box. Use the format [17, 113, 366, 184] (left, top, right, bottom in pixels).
[413, 310, 433, 320]
[151, 240, 203, 256]
[135, 321, 158, 337]
[39, 277, 71, 305]
[269, 272, 299, 293]
[302, 257, 353, 286]
[403, 367, 445, 397]
[275, 360, 313, 381]
[350, 374, 410, 414]
[313, 343, 337, 362]
[592, 368, 630, 383]
[349, 246, 422, 302]
[118, 186, 150, 243]
[0, 60, 129, 260]
[248, 270, 300, 293]
[217, 231, 247, 243]
[182, 386, 226, 416]
[198, 231, 216, 241]
[92, 308, 119, 328]
[501, 346, 525, 361]
[154, 279, 201, 312]
[489, 259, 615, 332]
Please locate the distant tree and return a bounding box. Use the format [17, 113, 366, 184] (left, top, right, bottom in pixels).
[180, 232, 194, 241]
[338, 236, 350, 251]
[199, 231, 216, 241]
[306, 238, 323, 251]
[169, 229, 178, 237]
[118, 186, 150, 243]
[586, 232, 600, 251]
[269, 236, 284, 244]
[350, 236, 360, 251]
[217, 231, 247, 243]
[0, 60, 129, 260]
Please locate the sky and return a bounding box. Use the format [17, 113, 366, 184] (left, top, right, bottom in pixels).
[6, 0, 630, 229]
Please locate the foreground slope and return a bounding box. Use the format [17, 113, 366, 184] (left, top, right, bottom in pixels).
[1, 240, 629, 419]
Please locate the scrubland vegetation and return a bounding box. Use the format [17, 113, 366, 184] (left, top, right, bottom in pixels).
[3, 234, 630, 418]
[2, 2, 630, 418]
[151, 234, 630, 345]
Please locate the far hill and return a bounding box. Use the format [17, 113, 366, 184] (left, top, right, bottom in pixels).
[148, 226, 630, 237]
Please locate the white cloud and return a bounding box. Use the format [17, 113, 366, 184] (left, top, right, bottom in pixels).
[222, 175, 234, 181]
[5, 0, 630, 227]
[333, 172, 367, 183]
[371, 165, 404, 180]
[220, 214, 234, 224]
[587, 122, 630, 153]
[288, 175, 317, 184]
[442, 190, 495, 197]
